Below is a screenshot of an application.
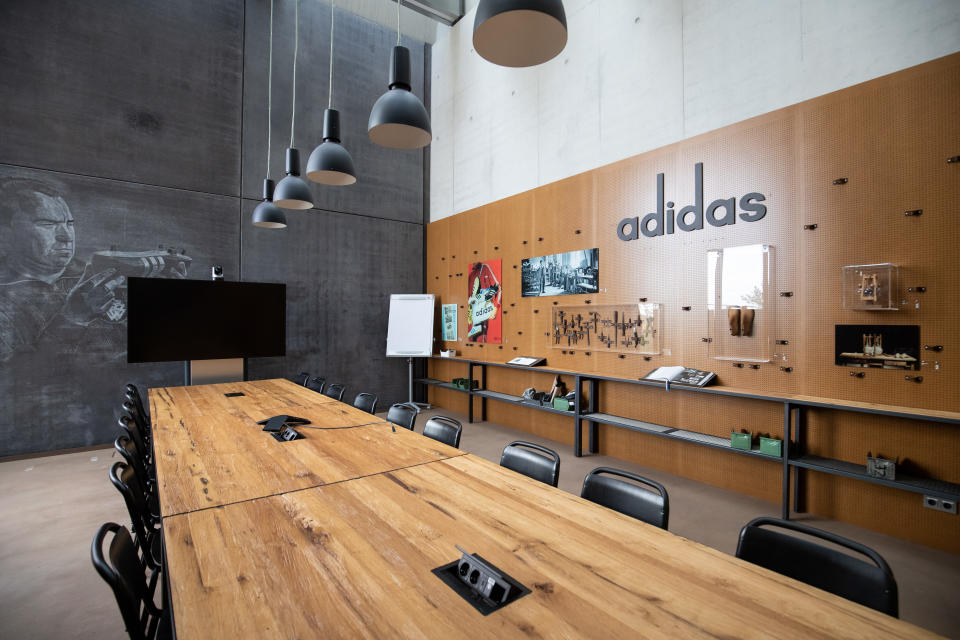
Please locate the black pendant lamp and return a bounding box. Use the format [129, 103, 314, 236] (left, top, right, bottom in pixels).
[307, 3, 356, 186]
[273, 0, 314, 210]
[368, 0, 431, 149]
[473, 0, 567, 68]
[253, 179, 287, 228]
[252, 0, 286, 229]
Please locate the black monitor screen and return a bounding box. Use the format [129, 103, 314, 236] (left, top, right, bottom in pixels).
[127, 278, 286, 363]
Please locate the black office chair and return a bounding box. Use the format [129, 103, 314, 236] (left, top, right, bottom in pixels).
[125, 384, 149, 426]
[109, 462, 163, 570]
[115, 434, 156, 495]
[423, 416, 463, 448]
[323, 383, 345, 402]
[119, 414, 152, 470]
[580, 467, 669, 529]
[306, 376, 326, 394]
[386, 403, 418, 431]
[353, 392, 379, 414]
[91, 522, 171, 640]
[500, 441, 560, 487]
[292, 372, 311, 386]
[735, 517, 899, 617]
[122, 399, 152, 445]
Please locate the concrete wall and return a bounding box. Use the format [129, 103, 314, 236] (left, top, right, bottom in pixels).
[0, 0, 427, 457]
[429, 0, 960, 220]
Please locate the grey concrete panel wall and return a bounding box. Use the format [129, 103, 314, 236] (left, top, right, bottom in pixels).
[241, 200, 423, 410]
[242, 0, 425, 223]
[0, 0, 426, 457]
[0, 165, 240, 457]
[0, 0, 243, 196]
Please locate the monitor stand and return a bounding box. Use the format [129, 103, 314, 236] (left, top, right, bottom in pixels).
[186, 358, 245, 385]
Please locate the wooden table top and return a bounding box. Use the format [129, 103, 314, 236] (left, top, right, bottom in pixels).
[163, 454, 935, 639]
[149, 379, 463, 516]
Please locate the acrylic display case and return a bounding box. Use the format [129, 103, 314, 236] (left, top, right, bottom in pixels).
[842, 263, 899, 310]
[707, 244, 774, 362]
[547, 303, 661, 355]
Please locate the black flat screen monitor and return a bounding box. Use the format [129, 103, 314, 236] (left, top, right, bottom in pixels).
[127, 277, 286, 363]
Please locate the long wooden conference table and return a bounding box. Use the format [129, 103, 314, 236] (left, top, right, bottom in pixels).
[150, 379, 934, 639]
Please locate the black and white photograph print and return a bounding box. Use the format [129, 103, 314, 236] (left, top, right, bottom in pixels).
[521, 248, 599, 297]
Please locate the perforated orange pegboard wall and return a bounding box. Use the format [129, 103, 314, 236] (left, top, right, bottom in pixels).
[427, 54, 960, 552]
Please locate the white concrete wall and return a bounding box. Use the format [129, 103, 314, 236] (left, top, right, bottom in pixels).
[429, 0, 960, 221]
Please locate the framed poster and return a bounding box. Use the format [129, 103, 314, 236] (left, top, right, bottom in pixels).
[466, 259, 502, 343]
[521, 248, 599, 297]
[441, 303, 458, 341]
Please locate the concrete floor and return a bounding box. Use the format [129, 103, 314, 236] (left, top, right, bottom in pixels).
[1, 408, 958, 638]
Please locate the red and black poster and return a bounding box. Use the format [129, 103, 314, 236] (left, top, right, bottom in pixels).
[466, 259, 501, 343]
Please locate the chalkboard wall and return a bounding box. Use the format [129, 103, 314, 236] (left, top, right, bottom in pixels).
[0, 0, 426, 457]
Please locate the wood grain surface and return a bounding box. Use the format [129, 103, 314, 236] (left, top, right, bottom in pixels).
[150, 379, 462, 516]
[164, 454, 936, 639]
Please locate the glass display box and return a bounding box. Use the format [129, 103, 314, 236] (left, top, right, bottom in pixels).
[547, 303, 661, 355]
[707, 244, 774, 362]
[842, 263, 899, 310]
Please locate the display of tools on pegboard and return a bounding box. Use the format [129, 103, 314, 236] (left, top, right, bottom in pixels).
[545, 303, 661, 355]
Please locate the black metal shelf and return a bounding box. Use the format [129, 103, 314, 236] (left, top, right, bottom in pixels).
[415, 378, 469, 393]
[473, 389, 577, 417]
[424, 356, 960, 522]
[582, 412, 779, 460]
[789, 455, 960, 501]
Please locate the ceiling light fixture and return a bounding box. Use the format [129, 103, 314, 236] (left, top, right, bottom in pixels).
[306, 2, 356, 186]
[273, 0, 314, 209]
[252, 0, 287, 229]
[368, 0, 431, 149]
[473, 0, 567, 68]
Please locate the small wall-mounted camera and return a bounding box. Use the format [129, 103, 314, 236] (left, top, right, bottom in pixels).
[211, 265, 224, 281]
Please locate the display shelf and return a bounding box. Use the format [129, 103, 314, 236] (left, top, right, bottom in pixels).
[789, 455, 960, 501]
[581, 413, 778, 459]
[415, 378, 469, 393]
[474, 389, 577, 416]
[423, 356, 960, 522]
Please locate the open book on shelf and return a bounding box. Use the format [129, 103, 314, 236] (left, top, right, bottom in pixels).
[643, 366, 716, 388]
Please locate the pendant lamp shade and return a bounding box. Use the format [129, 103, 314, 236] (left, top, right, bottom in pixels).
[252, 179, 287, 229]
[273, 148, 314, 209]
[473, 0, 567, 67]
[307, 111, 356, 186]
[368, 46, 431, 149]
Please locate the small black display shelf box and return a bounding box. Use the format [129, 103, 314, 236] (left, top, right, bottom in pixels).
[432, 551, 530, 615]
[835, 324, 920, 370]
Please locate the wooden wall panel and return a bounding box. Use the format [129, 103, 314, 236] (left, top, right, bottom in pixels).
[427, 54, 960, 552]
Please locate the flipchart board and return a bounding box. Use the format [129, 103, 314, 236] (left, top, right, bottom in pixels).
[386, 294, 435, 357]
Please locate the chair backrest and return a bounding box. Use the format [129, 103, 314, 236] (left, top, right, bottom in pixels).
[735, 517, 898, 617]
[118, 414, 150, 465]
[499, 441, 560, 487]
[580, 467, 669, 529]
[109, 462, 160, 569]
[323, 383, 345, 401]
[353, 392, 378, 414]
[125, 384, 149, 423]
[423, 416, 462, 448]
[115, 435, 151, 492]
[306, 376, 326, 393]
[91, 522, 166, 640]
[386, 403, 418, 430]
[293, 372, 311, 386]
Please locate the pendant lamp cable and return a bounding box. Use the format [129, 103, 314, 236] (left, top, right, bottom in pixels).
[290, 0, 299, 148]
[328, 2, 334, 110]
[396, 0, 401, 45]
[266, 0, 274, 176]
